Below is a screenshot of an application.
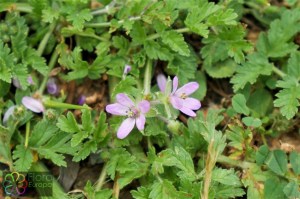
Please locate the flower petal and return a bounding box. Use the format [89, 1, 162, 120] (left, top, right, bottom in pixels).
[116, 93, 134, 107]
[184, 98, 201, 110]
[170, 96, 184, 109]
[106, 103, 128, 116]
[175, 82, 199, 96]
[3, 105, 16, 125]
[179, 107, 197, 117]
[138, 100, 150, 114]
[136, 114, 146, 131]
[157, 74, 167, 92]
[117, 118, 135, 139]
[22, 97, 45, 113]
[172, 76, 178, 93]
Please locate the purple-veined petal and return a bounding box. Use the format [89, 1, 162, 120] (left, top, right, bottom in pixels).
[116, 93, 134, 107]
[78, 95, 86, 105]
[124, 65, 131, 75]
[136, 114, 146, 131]
[175, 82, 199, 96]
[184, 98, 201, 110]
[138, 100, 150, 114]
[117, 118, 135, 139]
[106, 103, 128, 116]
[172, 76, 179, 93]
[22, 97, 45, 113]
[157, 74, 167, 92]
[169, 96, 184, 109]
[47, 78, 58, 95]
[3, 105, 16, 125]
[179, 107, 197, 117]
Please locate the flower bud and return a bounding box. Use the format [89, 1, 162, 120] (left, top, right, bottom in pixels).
[123, 65, 131, 75]
[167, 120, 181, 134]
[47, 78, 58, 95]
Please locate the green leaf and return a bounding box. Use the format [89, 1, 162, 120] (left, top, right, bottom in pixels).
[73, 140, 97, 162]
[13, 144, 33, 172]
[242, 117, 262, 127]
[167, 52, 197, 83]
[287, 51, 300, 79]
[57, 112, 81, 133]
[38, 148, 66, 167]
[130, 22, 147, 44]
[11, 64, 28, 89]
[0, 80, 10, 97]
[149, 180, 189, 199]
[257, 9, 300, 58]
[131, 186, 151, 199]
[71, 131, 89, 147]
[232, 94, 250, 115]
[226, 125, 251, 151]
[206, 8, 238, 26]
[24, 48, 48, 75]
[202, 25, 252, 66]
[205, 59, 237, 78]
[82, 108, 92, 133]
[283, 181, 300, 199]
[290, 151, 300, 175]
[66, 9, 92, 30]
[111, 76, 139, 99]
[161, 30, 190, 56]
[212, 168, 242, 186]
[247, 88, 273, 117]
[0, 41, 13, 83]
[274, 77, 300, 119]
[256, 145, 270, 166]
[42, 7, 59, 23]
[144, 41, 173, 61]
[93, 111, 108, 142]
[185, 3, 214, 38]
[265, 150, 288, 176]
[264, 178, 286, 199]
[29, 120, 58, 146]
[231, 53, 273, 92]
[161, 147, 196, 181]
[105, 148, 136, 179]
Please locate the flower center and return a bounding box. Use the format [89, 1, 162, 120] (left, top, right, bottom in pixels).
[180, 93, 187, 99]
[126, 107, 139, 118]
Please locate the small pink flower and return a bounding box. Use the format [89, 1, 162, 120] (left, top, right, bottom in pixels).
[106, 93, 150, 139]
[22, 96, 45, 113]
[157, 75, 201, 117]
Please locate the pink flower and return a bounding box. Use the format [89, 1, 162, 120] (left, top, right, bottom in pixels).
[22, 96, 45, 113]
[157, 75, 201, 117]
[106, 93, 150, 139]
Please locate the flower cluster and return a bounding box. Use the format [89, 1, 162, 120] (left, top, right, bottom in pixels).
[106, 75, 201, 139]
